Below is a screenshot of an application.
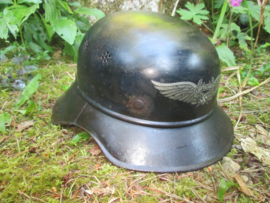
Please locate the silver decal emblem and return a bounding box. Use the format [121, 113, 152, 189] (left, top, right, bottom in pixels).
[151, 75, 221, 106]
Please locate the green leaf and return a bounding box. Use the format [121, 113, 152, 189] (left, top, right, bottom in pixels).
[247, 1, 260, 21]
[0, 113, 11, 135]
[0, 16, 9, 39]
[69, 2, 81, 7]
[214, 0, 224, 8]
[75, 15, 90, 32]
[74, 7, 105, 19]
[62, 85, 70, 91]
[15, 100, 37, 115]
[63, 33, 84, 61]
[248, 77, 260, 86]
[51, 18, 77, 45]
[216, 44, 236, 67]
[237, 32, 252, 51]
[71, 132, 90, 146]
[3, 4, 39, 38]
[18, 0, 42, 3]
[28, 42, 43, 53]
[176, 2, 209, 25]
[40, 14, 55, 41]
[44, 0, 60, 22]
[14, 74, 42, 109]
[0, 0, 13, 4]
[57, 0, 73, 14]
[264, 17, 270, 33]
[0, 44, 17, 54]
[218, 178, 238, 202]
[232, 6, 248, 14]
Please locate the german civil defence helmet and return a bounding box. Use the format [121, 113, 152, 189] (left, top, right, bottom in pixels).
[51, 11, 234, 173]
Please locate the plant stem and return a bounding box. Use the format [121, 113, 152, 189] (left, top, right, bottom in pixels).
[226, 8, 233, 47]
[212, 0, 228, 44]
[242, 0, 254, 86]
[19, 27, 27, 55]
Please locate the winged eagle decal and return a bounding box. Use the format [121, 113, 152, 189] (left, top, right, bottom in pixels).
[151, 75, 221, 106]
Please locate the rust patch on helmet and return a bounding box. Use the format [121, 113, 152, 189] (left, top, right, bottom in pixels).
[126, 95, 154, 118]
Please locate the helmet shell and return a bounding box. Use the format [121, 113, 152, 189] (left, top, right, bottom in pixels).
[77, 11, 220, 125]
[52, 11, 233, 172]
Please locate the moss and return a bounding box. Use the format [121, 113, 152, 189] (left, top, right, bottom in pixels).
[259, 112, 270, 123]
[246, 114, 258, 124]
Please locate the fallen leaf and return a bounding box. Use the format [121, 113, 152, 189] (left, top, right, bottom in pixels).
[234, 173, 253, 196]
[256, 125, 269, 136]
[9, 119, 17, 127]
[15, 120, 34, 132]
[91, 187, 114, 196]
[53, 50, 62, 58]
[90, 143, 101, 156]
[241, 137, 270, 167]
[219, 92, 227, 98]
[133, 183, 143, 194]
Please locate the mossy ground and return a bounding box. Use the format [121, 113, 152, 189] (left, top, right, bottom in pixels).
[0, 50, 270, 203]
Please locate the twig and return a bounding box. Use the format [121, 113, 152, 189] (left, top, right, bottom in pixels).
[67, 151, 79, 162]
[66, 71, 75, 81]
[171, 0, 180, 16]
[218, 77, 270, 103]
[190, 188, 207, 203]
[234, 69, 243, 130]
[145, 187, 194, 203]
[18, 191, 47, 203]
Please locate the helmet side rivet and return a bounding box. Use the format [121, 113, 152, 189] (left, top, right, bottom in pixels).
[133, 99, 145, 110]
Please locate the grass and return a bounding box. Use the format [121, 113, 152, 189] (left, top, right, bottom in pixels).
[0, 50, 270, 203]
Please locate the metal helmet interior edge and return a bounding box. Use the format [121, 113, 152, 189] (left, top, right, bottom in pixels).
[51, 11, 234, 173]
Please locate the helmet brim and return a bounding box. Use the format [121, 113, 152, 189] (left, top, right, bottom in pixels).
[52, 82, 234, 173]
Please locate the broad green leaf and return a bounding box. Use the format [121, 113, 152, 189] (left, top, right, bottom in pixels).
[4, 4, 39, 25]
[44, 0, 60, 22]
[3, 4, 39, 38]
[216, 44, 236, 67]
[0, 113, 11, 135]
[71, 132, 90, 146]
[51, 18, 77, 45]
[0, 44, 17, 54]
[176, 2, 209, 25]
[62, 85, 70, 91]
[264, 17, 270, 33]
[237, 32, 252, 51]
[232, 6, 248, 14]
[40, 14, 55, 41]
[69, 2, 81, 7]
[14, 74, 42, 109]
[28, 42, 43, 53]
[15, 100, 36, 115]
[18, 0, 42, 3]
[75, 15, 90, 31]
[63, 33, 84, 61]
[248, 77, 260, 86]
[74, 7, 105, 19]
[57, 0, 73, 14]
[218, 178, 238, 202]
[0, 17, 8, 39]
[247, 1, 260, 21]
[0, 0, 13, 4]
[214, 0, 224, 8]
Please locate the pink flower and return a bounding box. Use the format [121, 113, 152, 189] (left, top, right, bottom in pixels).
[231, 0, 241, 7]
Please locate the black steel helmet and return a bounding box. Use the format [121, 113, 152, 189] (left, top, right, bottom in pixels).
[52, 11, 234, 172]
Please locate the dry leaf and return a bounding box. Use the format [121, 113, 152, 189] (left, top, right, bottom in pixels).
[241, 137, 270, 166]
[234, 173, 253, 196]
[15, 120, 34, 132]
[134, 183, 143, 194]
[90, 143, 101, 156]
[91, 187, 114, 196]
[256, 125, 269, 136]
[9, 119, 17, 127]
